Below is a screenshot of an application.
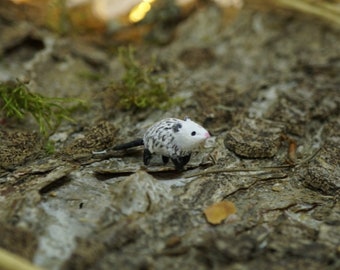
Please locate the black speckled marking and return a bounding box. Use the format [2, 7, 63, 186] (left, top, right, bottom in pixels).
[172, 123, 182, 133]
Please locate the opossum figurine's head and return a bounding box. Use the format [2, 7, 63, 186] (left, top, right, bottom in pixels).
[172, 117, 210, 151]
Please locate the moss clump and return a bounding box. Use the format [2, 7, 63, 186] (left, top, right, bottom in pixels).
[0, 80, 82, 135]
[45, 140, 56, 155]
[113, 47, 178, 110]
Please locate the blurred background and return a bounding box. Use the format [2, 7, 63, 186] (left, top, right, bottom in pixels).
[0, 2, 339, 270]
[3, 0, 339, 41]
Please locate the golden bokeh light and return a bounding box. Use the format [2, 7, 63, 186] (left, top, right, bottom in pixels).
[129, 0, 156, 23]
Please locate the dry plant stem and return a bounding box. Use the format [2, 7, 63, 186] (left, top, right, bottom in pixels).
[277, 0, 340, 26]
[185, 166, 291, 178]
[0, 248, 43, 270]
[186, 148, 321, 178]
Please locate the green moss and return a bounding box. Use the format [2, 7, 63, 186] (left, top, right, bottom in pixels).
[113, 46, 180, 110]
[0, 80, 83, 136]
[45, 140, 56, 154]
[77, 71, 103, 82]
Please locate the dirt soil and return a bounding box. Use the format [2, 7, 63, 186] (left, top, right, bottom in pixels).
[0, 1, 339, 270]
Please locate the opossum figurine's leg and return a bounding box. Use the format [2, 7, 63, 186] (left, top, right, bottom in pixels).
[171, 154, 191, 171]
[143, 149, 152, 165]
[182, 154, 191, 166]
[162, 156, 169, 165]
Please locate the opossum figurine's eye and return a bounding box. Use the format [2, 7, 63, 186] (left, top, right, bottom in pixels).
[191, 131, 196, 136]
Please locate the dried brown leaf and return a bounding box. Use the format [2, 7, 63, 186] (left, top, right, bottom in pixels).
[203, 201, 237, 225]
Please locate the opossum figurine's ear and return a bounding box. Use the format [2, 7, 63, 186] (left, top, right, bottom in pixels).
[184, 116, 190, 121]
[172, 123, 182, 133]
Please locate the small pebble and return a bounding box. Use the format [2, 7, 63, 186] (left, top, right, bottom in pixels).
[272, 183, 284, 192]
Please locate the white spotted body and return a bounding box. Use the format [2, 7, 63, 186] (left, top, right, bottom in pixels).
[144, 118, 210, 159]
[114, 117, 210, 170]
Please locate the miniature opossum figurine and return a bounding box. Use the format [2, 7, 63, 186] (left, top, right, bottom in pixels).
[113, 117, 211, 171]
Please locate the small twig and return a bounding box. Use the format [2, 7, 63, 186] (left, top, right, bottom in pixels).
[185, 166, 290, 178]
[295, 147, 322, 166]
[253, 173, 288, 181]
[92, 150, 108, 155]
[0, 248, 44, 270]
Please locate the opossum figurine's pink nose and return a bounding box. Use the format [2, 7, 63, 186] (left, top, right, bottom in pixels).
[204, 132, 211, 138]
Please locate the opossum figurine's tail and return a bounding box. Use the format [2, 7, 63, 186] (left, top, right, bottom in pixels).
[113, 138, 144, 150]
